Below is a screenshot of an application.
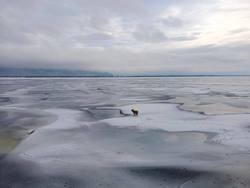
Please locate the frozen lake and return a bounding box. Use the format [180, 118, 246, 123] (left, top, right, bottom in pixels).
[1, 77, 250, 188]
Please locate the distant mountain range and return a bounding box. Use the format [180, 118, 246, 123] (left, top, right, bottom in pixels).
[0, 67, 113, 77]
[1, 67, 248, 77]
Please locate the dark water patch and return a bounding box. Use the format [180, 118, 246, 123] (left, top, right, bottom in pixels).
[198, 102, 213, 105]
[119, 166, 250, 188]
[0, 96, 16, 105]
[0, 158, 83, 188]
[0, 97, 11, 103]
[126, 166, 206, 181]
[184, 152, 224, 161]
[27, 90, 50, 95]
[180, 172, 250, 188]
[153, 95, 175, 101]
[1, 157, 249, 188]
[205, 91, 239, 98]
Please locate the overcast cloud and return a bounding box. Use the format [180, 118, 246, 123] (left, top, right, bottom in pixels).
[0, 0, 250, 74]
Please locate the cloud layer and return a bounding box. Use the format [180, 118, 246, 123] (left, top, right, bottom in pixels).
[0, 0, 250, 74]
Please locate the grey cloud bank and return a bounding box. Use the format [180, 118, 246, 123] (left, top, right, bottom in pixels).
[0, 0, 250, 74]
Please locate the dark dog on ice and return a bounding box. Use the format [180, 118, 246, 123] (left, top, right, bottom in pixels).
[131, 109, 139, 116]
[119, 109, 139, 116]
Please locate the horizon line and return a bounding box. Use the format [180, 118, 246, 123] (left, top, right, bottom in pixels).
[1, 74, 250, 78]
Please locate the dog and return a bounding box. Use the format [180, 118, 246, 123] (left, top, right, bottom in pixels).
[131, 109, 139, 116]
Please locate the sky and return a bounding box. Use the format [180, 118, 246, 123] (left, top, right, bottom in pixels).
[0, 0, 250, 75]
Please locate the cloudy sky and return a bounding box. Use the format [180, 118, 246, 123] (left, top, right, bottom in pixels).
[0, 0, 250, 74]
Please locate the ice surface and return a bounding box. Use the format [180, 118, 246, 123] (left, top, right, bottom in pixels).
[1, 77, 250, 188]
[101, 103, 250, 151]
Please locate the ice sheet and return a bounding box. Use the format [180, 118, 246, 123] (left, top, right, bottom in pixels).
[2, 77, 250, 188]
[101, 103, 250, 151]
